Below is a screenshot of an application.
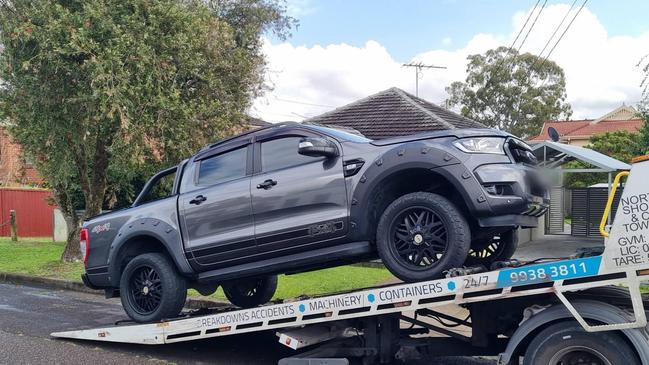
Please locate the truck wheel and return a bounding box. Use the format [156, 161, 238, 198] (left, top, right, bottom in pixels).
[376, 192, 470, 282]
[465, 229, 518, 267]
[222, 275, 277, 308]
[523, 321, 639, 365]
[119, 253, 187, 323]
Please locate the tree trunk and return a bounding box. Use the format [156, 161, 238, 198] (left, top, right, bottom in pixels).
[54, 187, 83, 263]
[61, 211, 81, 262]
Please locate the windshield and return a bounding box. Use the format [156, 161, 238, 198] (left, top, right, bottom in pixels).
[308, 125, 371, 143]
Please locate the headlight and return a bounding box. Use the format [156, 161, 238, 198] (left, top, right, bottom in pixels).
[453, 137, 505, 154]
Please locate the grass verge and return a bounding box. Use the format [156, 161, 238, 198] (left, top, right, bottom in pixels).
[0, 238, 394, 300]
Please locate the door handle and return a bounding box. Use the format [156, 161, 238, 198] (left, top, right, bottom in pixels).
[189, 195, 207, 205]
[256, 179, 277, 190]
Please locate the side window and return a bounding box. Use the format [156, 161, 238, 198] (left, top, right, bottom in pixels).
[142, 171, 176, 203]
[261, 137, 322, 172]
[197, 147, 247, 186]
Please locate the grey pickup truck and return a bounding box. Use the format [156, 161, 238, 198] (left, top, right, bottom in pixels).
[80, 123, 548, 322]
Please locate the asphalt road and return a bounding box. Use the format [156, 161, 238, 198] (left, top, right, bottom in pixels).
[0, 283, 494, 365]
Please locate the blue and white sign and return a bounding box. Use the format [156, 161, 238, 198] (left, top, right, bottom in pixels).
[496, 256, 602, 288]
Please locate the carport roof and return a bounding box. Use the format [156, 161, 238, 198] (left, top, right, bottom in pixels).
[531, 141, 631, 172]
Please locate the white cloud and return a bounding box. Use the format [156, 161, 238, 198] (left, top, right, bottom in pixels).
[252, 4, 649, 123]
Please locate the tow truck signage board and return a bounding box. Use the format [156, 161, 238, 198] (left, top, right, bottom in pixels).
[603, 160, 649, 273]
[52, 250, 629, 345]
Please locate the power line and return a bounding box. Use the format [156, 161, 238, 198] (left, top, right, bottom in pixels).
[402, 62, 447, 97]
[274, 96, 335, 108]
[515, 0, 547, 54]
[532, 0, 588, 92]
[485, 0, 541, 88]
[509, 0, 542, 55]
[538, 0, 588, 72]
[505, 0, 548, 77]
[536, 0, 578, 61]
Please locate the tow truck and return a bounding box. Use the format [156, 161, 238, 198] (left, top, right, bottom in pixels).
[52, 157, 649, 365]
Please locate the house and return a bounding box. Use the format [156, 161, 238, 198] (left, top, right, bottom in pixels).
[0, 128, 43, 186]
[529, 105, 643, 146]
[304, 87, 485, 139]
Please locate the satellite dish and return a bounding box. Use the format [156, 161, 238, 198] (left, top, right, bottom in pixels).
[548, 127, 560, 142]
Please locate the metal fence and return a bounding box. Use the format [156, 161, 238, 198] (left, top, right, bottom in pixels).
[0, 188, 55, 238]
[571, 187, 622, 237]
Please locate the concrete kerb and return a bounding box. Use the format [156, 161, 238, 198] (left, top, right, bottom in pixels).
[0, 271, 226, 309]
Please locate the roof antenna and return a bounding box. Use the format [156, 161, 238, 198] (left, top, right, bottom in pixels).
[402, 62, 446, 97]
[548, 126, 560, 142]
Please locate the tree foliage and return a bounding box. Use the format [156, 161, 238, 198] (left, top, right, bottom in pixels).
[640, 54, 649, 103]
[638, 108, 649, 153]
[564, 130, 644, 188]
[446, 46, 572, 138]
[0, 0, 294, 260]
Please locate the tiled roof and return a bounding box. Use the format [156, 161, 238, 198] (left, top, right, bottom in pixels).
[248, 117, 271, 127]
[576, 119, 643, 136]
[529, 120, 592, 141]
[529, 119, 643, 141]
[304, 87, 485, 139]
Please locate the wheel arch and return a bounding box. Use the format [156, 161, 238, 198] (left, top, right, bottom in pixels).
[107, 219, 193, 287]
[497, 300, 649, 365]
[349, 143, 478, 241]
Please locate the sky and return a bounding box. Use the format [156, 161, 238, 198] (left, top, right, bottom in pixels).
[250, 0, 649, 124]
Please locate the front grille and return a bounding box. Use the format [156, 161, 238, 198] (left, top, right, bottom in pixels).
[523, 203, 548, 217]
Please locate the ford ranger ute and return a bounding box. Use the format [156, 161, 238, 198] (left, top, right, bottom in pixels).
[80, 123, 548, 322]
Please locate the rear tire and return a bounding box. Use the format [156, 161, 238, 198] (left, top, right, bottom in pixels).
[119, 253, 187, 323]
[523, 321, 639, 365]
[465, 229, 518, 267]
[376, 192, 470, 282]
[222, 275, 278, 308]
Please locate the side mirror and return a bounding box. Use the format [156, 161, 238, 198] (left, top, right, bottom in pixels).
[298, 137, 339, 158]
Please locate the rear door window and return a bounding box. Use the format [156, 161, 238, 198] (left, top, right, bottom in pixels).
[197, 147, 247, 186]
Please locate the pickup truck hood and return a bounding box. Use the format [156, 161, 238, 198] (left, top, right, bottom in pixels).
[370, 128, 513, 146]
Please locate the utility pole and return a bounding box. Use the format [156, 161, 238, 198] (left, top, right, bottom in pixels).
[402, 62, 447, 97]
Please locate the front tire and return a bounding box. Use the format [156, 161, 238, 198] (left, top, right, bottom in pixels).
[119, 253, 187, 323]
[523, 321, 639, 365]
[222, 275, 278, 308]
[376, 192, 470, 282]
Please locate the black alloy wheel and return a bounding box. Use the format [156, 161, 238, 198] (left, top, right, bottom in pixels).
[390, 206, 448, 270]
[127, 265, 163, 315]
[376, 192, 470, 282]
[119, 253, 187, 323]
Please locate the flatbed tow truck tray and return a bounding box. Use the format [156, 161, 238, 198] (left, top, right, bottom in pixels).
[52, 158, 649, 364]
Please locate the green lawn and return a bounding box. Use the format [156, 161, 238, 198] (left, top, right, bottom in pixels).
[0, 238, 394, 301]
[0, 238, 85, 281]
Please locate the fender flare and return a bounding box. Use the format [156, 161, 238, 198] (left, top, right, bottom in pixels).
[497, 299, 649, 365]
[348, 142, 489, 240]
[106, 218, 194, 287]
